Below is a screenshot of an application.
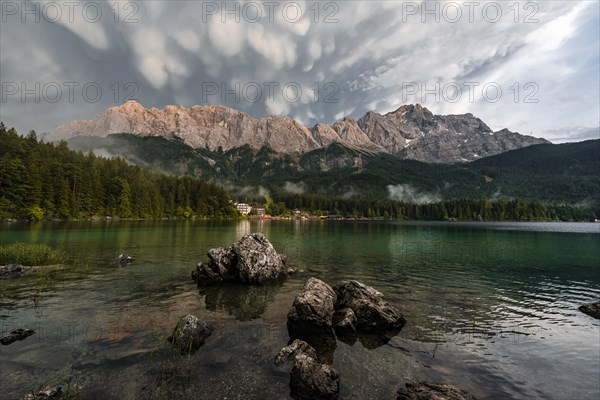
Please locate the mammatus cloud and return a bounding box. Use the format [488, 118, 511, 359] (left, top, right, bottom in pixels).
[0, 1, 598, 143]
[387, 184, 441, 204]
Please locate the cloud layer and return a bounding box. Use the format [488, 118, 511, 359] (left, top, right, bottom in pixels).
[1, 0, 598, 143]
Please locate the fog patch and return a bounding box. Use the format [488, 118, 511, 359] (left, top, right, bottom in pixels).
[387, 184, 440, 204]
[341, 187, 358, 199]
[283, 181, 305, 194]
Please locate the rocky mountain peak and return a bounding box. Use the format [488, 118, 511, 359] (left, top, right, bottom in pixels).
[48, 102, 549, 163]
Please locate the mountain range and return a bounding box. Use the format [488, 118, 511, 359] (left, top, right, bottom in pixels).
[47, 101, 548, 163]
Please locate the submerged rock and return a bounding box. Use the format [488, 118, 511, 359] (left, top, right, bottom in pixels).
[1, 328, 35, 345]
[579, 301, 600, 319]
[21, 386, 63, 400]
[167, 314, 213, 354]
[0, 264, 35, 279]
[111, 253, 134, 265]
[275, 339, 317, 367]
[333, 280, 406, 332]
[192, 233, 293, 286]
[396, 381, 478, 400]
[275, 339, 340, 400]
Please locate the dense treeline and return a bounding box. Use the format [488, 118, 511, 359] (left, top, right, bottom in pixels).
[0, 123, 237, 220]
[275, 194, 596, 222]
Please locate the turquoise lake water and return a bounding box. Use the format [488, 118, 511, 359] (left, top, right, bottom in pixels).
[1, 220, 599, 399]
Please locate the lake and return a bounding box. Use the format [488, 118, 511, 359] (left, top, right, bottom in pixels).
[1, 220, 599, 399]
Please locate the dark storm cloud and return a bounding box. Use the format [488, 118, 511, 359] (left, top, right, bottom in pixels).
[0, 0, 598, 142]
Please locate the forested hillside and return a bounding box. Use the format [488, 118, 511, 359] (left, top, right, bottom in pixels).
[67, 134, 600, 212]
[274, 194, 595, 221]
[0, 123, 237, 220]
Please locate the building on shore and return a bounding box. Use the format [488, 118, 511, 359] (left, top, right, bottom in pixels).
[234, 202, 252, 215]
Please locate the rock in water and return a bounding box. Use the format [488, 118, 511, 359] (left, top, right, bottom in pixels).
[21, 386, 63, 400]
[111, 254, 134, 265]
[579, 301, 600, 319]
[286, 278, 338, 363]
[167, 314, 213, 354]
[1, 328, 35, 345]
[396, 381, 478, 400]
[290, 354, 340, 400]
[192, 247, 237, 285]
[287, 278, 337, 337]
[0, 264, 34, 279]
[233, 233, 289, 284]
[274, 339, 318, 367]
[191, 233, 292, 286]
[333, 280, 406, 331]
[274, 339, 340, 400]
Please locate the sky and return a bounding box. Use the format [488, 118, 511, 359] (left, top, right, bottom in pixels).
[1, 0, 599, 143]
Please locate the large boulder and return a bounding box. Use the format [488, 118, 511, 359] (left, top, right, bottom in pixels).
[396, 381, 478, 400]
[287, 278, 338, 363]
[233, 233, 290, 284]
[579, 301, 600, 319]
[191, 233, 293, 286]
[275, 340, 340, 400]
[288, 278, 337, 337]
[167, 314, 213, 354]
[333, 280, 406, 332]
[192, 247, 237, 285]
[290, 354, 340, 400]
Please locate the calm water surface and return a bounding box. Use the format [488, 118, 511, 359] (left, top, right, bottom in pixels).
[1, 220, 599, 399]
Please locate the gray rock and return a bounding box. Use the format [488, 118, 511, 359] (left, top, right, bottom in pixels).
[111, 253, 134, 265]
[287, 278, 338, 363]
[333, 280, 406, 332]
[167, 314, 213, 354]
[332, 308, 357, 335]
[233, 233, 289, 284]
[579, 301, 600, 319]
[1, 328, 35, 345]
[274, 339, 340, 400]
[0, 264, 34, 279]
[21, 386, 63, 400]
[191, 233, 292, 286]
[192, 247, 235, 285]
[396, 381, 478, 400]
[274, 339, 317, 367]
[288, 278, 337, 336]
[290, 352, 340, 400]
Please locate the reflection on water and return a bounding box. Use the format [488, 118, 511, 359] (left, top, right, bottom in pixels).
[0, 220, 599, 399]
[200, 283, 281, 322]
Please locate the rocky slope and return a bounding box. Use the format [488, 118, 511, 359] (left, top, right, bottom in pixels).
[48, 101, 548, 163]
